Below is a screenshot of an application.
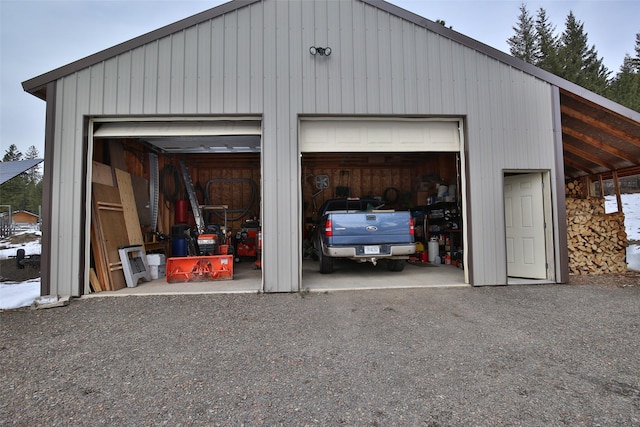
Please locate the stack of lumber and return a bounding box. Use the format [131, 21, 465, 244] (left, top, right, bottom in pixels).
[90, 160, 146, 292]
[566, 196, 628, 275]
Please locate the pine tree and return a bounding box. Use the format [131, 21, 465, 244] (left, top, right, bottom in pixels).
[557, 11, 609, 94]
[2, 144, 23, 162]
[534, 7, 560, 74]
[24, 145, 42, 185]
[508, 3, 537, 63]
[607, 34, 640, 112]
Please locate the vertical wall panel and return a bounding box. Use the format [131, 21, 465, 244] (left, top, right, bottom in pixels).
[170, 32, 185, 113]
[156, 37, 172, 112]
[197, 22, 212, 113]
[223, 12, 238, 112]
[143, 42, 159, 114]
[237, 6, 252, 111]
[88, 63, 104, 114]
[130, 46, 145, 113]
[183, 26, 199, 114]
[116, 51, 132, 114]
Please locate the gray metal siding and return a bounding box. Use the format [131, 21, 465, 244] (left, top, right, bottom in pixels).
[47, 0, 559, 295]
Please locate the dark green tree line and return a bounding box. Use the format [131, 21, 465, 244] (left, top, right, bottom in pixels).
[508, 3, 639, 111]
[0, 144, 43, 215]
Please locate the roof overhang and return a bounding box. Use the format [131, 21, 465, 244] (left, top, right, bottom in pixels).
[0, 159, 44, 185]
[560, 89, 640, 180]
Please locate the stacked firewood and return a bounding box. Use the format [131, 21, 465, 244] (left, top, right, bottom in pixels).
[566, 196, 628, 275]
[565, 179, 586, 198]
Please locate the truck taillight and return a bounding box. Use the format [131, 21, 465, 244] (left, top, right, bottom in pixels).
[409, 217, 415, 235]
[325, 219, 333, 237]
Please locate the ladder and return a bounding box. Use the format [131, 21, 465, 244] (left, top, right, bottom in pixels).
[179, 160, 205, 234]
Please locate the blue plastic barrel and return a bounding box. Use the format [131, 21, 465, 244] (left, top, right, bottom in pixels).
[172, 237, 188, 257]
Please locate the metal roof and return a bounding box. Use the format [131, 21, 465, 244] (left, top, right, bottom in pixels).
[0, 159, 44, 185]
[21, 0, 640, 180]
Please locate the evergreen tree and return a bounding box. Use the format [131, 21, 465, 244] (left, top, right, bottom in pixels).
[2, 144, 23, 162]
[508, 3, 537, 63]
[607, 34, 640, 112]
[24, 145, 42, 185]
[556, 11, 609, 94]
[0, 144, 42, 213]
[534, 7, 560, 74]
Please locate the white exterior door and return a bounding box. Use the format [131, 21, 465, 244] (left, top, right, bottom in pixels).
[504, 173, 547, 279]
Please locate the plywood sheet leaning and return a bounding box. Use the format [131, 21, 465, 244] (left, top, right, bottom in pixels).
[115, 168, 145, 248]
[92, 161, 114, 186]
[92, 183, 129, 291]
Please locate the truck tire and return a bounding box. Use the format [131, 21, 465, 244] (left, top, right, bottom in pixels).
[319, 251, 334, 274]
[388, 259, 405, 272]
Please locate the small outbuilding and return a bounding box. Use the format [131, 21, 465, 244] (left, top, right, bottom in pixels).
[22, 0, 640, 298]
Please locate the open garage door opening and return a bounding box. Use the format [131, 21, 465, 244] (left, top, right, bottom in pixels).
[87, 118, 263, 295]
[299, 118, 467, 291]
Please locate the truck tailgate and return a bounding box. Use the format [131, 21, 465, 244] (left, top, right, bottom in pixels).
[326, 212, 413, 245]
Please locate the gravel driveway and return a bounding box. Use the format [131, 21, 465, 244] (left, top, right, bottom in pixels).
[1, 279, 639, 426]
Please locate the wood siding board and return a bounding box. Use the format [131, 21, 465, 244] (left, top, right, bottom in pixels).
[364, 6, 379, 113]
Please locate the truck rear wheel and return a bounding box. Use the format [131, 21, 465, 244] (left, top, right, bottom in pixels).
[387, 259, 405, 272]
[319, 251, 334, 274]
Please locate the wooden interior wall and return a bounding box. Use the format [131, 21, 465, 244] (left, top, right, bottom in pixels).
[301, 152, 458, 220]
[96, 140, 457, 237]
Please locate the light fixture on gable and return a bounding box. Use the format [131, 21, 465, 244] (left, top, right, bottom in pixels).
[309, 46, 331, 56]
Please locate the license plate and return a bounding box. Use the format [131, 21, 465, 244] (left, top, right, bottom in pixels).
[364, 245, 380, 255]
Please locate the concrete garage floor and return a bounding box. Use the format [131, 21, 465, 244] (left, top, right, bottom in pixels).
[88, 258, 466, 297]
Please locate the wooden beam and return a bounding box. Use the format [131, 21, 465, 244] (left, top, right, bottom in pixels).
[564, 157, 596, 175]
[563, 144, 616, 170]
[563, 127, 638, 164]
[612, 171, 622, 213]
[561, 104, 640, 147]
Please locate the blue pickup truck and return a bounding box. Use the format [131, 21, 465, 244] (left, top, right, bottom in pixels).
[312, 198, 416, 274]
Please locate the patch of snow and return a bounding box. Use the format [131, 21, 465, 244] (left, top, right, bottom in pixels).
[0, 279, 40, 309]
[0, 229, 42, 260]
[605, 193, 640, 241]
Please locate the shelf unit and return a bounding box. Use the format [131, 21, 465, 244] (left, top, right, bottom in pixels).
[423, 201, 462, 264]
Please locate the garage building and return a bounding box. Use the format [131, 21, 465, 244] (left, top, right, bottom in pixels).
[22, 0, 640, 297]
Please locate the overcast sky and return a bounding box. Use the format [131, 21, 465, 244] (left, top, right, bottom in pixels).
[1, 0, 638, 158]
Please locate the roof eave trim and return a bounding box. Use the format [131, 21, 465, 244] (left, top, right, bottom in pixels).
[364, 0, 640, 123]
[22, 0, 260, 97]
